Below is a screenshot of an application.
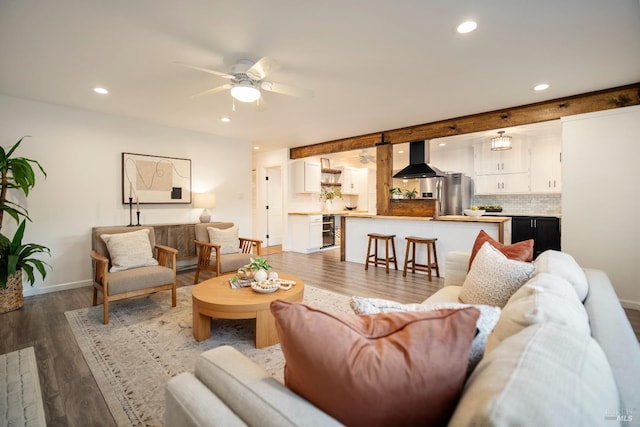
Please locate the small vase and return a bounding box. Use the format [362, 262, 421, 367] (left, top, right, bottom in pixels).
[253, 269, 268, 282]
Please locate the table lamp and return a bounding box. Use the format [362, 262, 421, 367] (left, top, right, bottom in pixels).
[193, 192, 216, 223]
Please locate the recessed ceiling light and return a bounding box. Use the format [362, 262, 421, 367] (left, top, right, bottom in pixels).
[533, 83, 550, 91]
[456, 21, 477, 34]
[253, 146, 260, 150]
[220, 116, 231, 123]
[398, 150, 405, 154]
[439, 142, 447, 147]
[93, 87, 109, 95]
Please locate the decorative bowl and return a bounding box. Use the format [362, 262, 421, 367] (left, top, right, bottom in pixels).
[463, 209, 486, 217]
[251, 285, 279, 294]
[345, 206, 357, 210]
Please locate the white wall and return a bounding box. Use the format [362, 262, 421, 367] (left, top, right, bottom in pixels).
[0, 95, 252, 295]
[430, 145, 474, 176]
[562, 106, 640, 308]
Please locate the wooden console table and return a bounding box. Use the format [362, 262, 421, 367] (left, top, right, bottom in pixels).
[152, 223, 197, 269]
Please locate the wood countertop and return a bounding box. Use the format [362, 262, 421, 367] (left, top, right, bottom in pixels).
[344, 214, 511, 223]
[288, 210, 368, 216]
[434, 215, 511, 223]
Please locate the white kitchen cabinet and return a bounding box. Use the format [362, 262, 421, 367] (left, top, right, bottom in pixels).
[475, 173, 530, 194]
[288, 214, 322, 253]
[341, 167, 359, 195]
[293, 161, 321, 193]
[530, 137, 562, 193]
[474, 140, 529, 175]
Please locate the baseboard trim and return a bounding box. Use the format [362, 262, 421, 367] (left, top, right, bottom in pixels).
[23, 280, 92, 297]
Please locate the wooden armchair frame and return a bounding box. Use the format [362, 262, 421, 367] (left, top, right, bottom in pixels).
[90, 226, 178, 324]
[194, 237, 262, 284]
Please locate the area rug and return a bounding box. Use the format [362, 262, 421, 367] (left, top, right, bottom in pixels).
[0, 346, 46, 426]
[65, 285, 352, 427]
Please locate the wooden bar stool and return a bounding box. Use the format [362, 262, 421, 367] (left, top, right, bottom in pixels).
[365, 233, 398, 273]
[403, 236, 440, 281]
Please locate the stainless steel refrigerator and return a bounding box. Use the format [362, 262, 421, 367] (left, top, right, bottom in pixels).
[421, 173, 472, 215]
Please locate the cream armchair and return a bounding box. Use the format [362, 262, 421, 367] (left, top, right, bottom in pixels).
[91, 226, 177, 324]
[193, 222, 262, 284]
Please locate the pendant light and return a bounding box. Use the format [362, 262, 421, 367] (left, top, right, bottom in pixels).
[490, 131, 512, 151]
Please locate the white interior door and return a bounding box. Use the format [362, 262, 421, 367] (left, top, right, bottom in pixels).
[265, 166, 283, 246]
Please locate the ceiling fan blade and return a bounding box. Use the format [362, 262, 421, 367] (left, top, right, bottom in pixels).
[261, 81, 313, 98]
[189, 84, 232, 99]
[174, 62, 234, 79]
[246, 56, 280, 80]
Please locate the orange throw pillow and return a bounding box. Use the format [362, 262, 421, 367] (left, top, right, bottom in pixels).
[469, 230, 533, 270]
[271, 300, 480, 427]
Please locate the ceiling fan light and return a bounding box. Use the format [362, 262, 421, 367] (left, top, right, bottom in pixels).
[230, 84, 261, 103]
[490, 131, 513, 151]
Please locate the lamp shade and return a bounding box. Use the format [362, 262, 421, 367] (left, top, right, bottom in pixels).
[192, 192, 216, 209]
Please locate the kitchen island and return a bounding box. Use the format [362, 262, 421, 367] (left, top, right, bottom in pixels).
[340, 214, 511, 277]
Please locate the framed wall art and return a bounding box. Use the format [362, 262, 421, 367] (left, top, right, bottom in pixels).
[122, 152, 191, 204]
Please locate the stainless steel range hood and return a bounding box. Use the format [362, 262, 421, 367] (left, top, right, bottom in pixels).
[393, 140, 444, 179]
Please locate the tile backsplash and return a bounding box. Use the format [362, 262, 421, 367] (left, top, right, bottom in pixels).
[472, 194, 561, 215]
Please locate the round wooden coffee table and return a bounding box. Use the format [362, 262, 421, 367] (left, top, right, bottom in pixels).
[192, 272, 304, 348]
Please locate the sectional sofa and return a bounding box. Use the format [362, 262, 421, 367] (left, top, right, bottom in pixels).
[165, 249, 640, 426]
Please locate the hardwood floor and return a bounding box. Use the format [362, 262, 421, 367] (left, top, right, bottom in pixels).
[625, 307, 640, 341]
[0, 248, 638, 426]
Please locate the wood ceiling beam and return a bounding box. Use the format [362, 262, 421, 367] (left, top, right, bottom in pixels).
[289, 133, 382, 159]
[289, 83, 640, 159]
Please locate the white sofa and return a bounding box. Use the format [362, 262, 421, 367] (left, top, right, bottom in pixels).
[165, 250, 640, 426]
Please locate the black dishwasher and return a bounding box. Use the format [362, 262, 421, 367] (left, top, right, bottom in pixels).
[322, 215, 335, 248]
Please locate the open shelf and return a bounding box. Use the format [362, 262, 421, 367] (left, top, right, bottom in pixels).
[321, 168, 342, 174]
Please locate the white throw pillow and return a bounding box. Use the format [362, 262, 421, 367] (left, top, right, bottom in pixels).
[508, 271, 582, 304]
[101, 229, 159, 273]
[450, 323, 620, 427]
[485, 273, 591, 354]
[207, 226, 240, 255]
[459, 242, 535, 308]
[534, 250, 589, 302]
[350, 296, 501, 372]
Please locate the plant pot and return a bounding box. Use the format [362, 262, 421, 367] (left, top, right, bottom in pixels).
[253, 269, 268, 282]
[0, 270, 24, 314]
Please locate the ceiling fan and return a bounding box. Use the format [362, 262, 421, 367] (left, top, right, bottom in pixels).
[176, 57, 313, 105]
[359, 149, 376, 164]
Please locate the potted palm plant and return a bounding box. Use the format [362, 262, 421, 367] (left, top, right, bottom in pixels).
[390, 187, 403, 199]
[404, 188, 418, 199]
[0, 136, 50, 313]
